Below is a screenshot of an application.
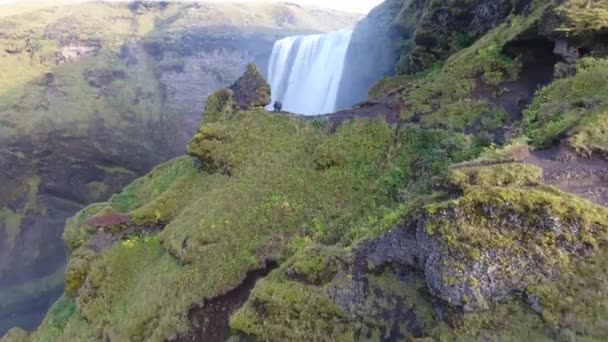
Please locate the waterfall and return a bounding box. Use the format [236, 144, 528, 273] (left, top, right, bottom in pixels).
[267, 29, 353, 115]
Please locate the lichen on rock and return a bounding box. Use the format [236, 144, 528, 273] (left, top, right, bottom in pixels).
[229, 63, 271, 110]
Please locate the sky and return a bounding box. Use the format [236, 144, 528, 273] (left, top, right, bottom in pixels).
[0, 0, 385, 13]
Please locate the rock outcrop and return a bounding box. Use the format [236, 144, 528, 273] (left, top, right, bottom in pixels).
[229, 64, 272, 110]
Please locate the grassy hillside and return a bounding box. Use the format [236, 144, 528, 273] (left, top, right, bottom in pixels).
[5, 0, 608, 341]
[0, 0, 359, 335]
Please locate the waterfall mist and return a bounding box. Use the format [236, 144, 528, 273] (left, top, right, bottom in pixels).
[267, 29, 353, 115]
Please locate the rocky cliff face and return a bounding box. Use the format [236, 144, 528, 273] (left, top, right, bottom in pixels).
[0, 0, 359, 334]
[335, 0, 404, 109]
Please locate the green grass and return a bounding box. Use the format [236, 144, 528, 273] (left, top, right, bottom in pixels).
[368, 1, 557, 134]
[524, 58, 608, 150]
[552, 0, 608, 39]
[449, 163, 544, 188]
[420, 100, 507, 132]
[26, 92, 490, 341]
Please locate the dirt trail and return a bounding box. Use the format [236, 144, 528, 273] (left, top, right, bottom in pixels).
[520, 144, 608, 207]
[174, 262, 277, 342]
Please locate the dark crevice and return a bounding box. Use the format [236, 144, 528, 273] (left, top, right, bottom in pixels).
[172, 261, 278, 342]
[471, 37, 560, 142]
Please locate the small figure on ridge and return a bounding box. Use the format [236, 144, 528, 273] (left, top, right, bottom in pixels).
[273, 101, 283, 112]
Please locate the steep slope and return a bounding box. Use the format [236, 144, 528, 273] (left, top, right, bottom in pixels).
[5, 0, 608, 341]
[0, 0, 359, 334]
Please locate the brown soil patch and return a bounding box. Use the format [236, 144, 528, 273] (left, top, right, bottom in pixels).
[173, 261, 278, 342]
[520, 144, 608, 206]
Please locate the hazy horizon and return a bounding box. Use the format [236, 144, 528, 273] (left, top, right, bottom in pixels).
[0, 0, 384, 13]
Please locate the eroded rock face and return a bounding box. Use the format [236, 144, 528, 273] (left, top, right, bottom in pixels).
[335, 0, 404, 109]
[362, 163, 608, 313]
[337, 0, 527, 108]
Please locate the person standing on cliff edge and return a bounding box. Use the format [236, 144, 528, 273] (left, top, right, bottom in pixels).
[273, 101, 283, 112]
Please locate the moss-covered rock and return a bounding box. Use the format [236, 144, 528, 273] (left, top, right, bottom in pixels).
[524, 57, 608, 153]
[231, 245, 439, 341]
[366, 161, 608, 314]
[229, 63, 271, 110]
[187, 63, 273, 173]
[395, 0, 529, 75]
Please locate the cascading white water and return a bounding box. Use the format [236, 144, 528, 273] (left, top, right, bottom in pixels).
[267, 29, 353, 115]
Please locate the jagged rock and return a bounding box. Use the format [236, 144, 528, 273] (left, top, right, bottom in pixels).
[229, 63, 271, 110]
[362, 164, 608, 312]
[187, 64, 271, 173]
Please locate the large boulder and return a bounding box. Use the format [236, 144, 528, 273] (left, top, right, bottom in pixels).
[229, 64, 272, 110]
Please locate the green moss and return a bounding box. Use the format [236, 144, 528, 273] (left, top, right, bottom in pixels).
[526, 246, 608, 339]
[449, 163, 543, 188]
[64, 248, 96, 296]
[193, 88, 235, 125]
[368, 269, 438, 332]
[37, 109, 428, 340]
[110, 157, 199, 214]
[397, 18, 529, 121]
[286, 246, 345, 286]
[551, 0, 608, 39]
[420, 100, 507, 132]
[368, 75, 413, 99]
[231, 280, 348, 341]
[41, 295, 76, 338]
[524, 57, 608, 149]
[370, 3, 558, 134]
[72, 234, 193, 340]
[569, 109, 608, 156]
[442, 298, 552, 341]
[425, 183, 608, 259]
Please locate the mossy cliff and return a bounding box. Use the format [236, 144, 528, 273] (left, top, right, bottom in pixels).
[4, 0, 608, 341]
[0, 1, 359, 333]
